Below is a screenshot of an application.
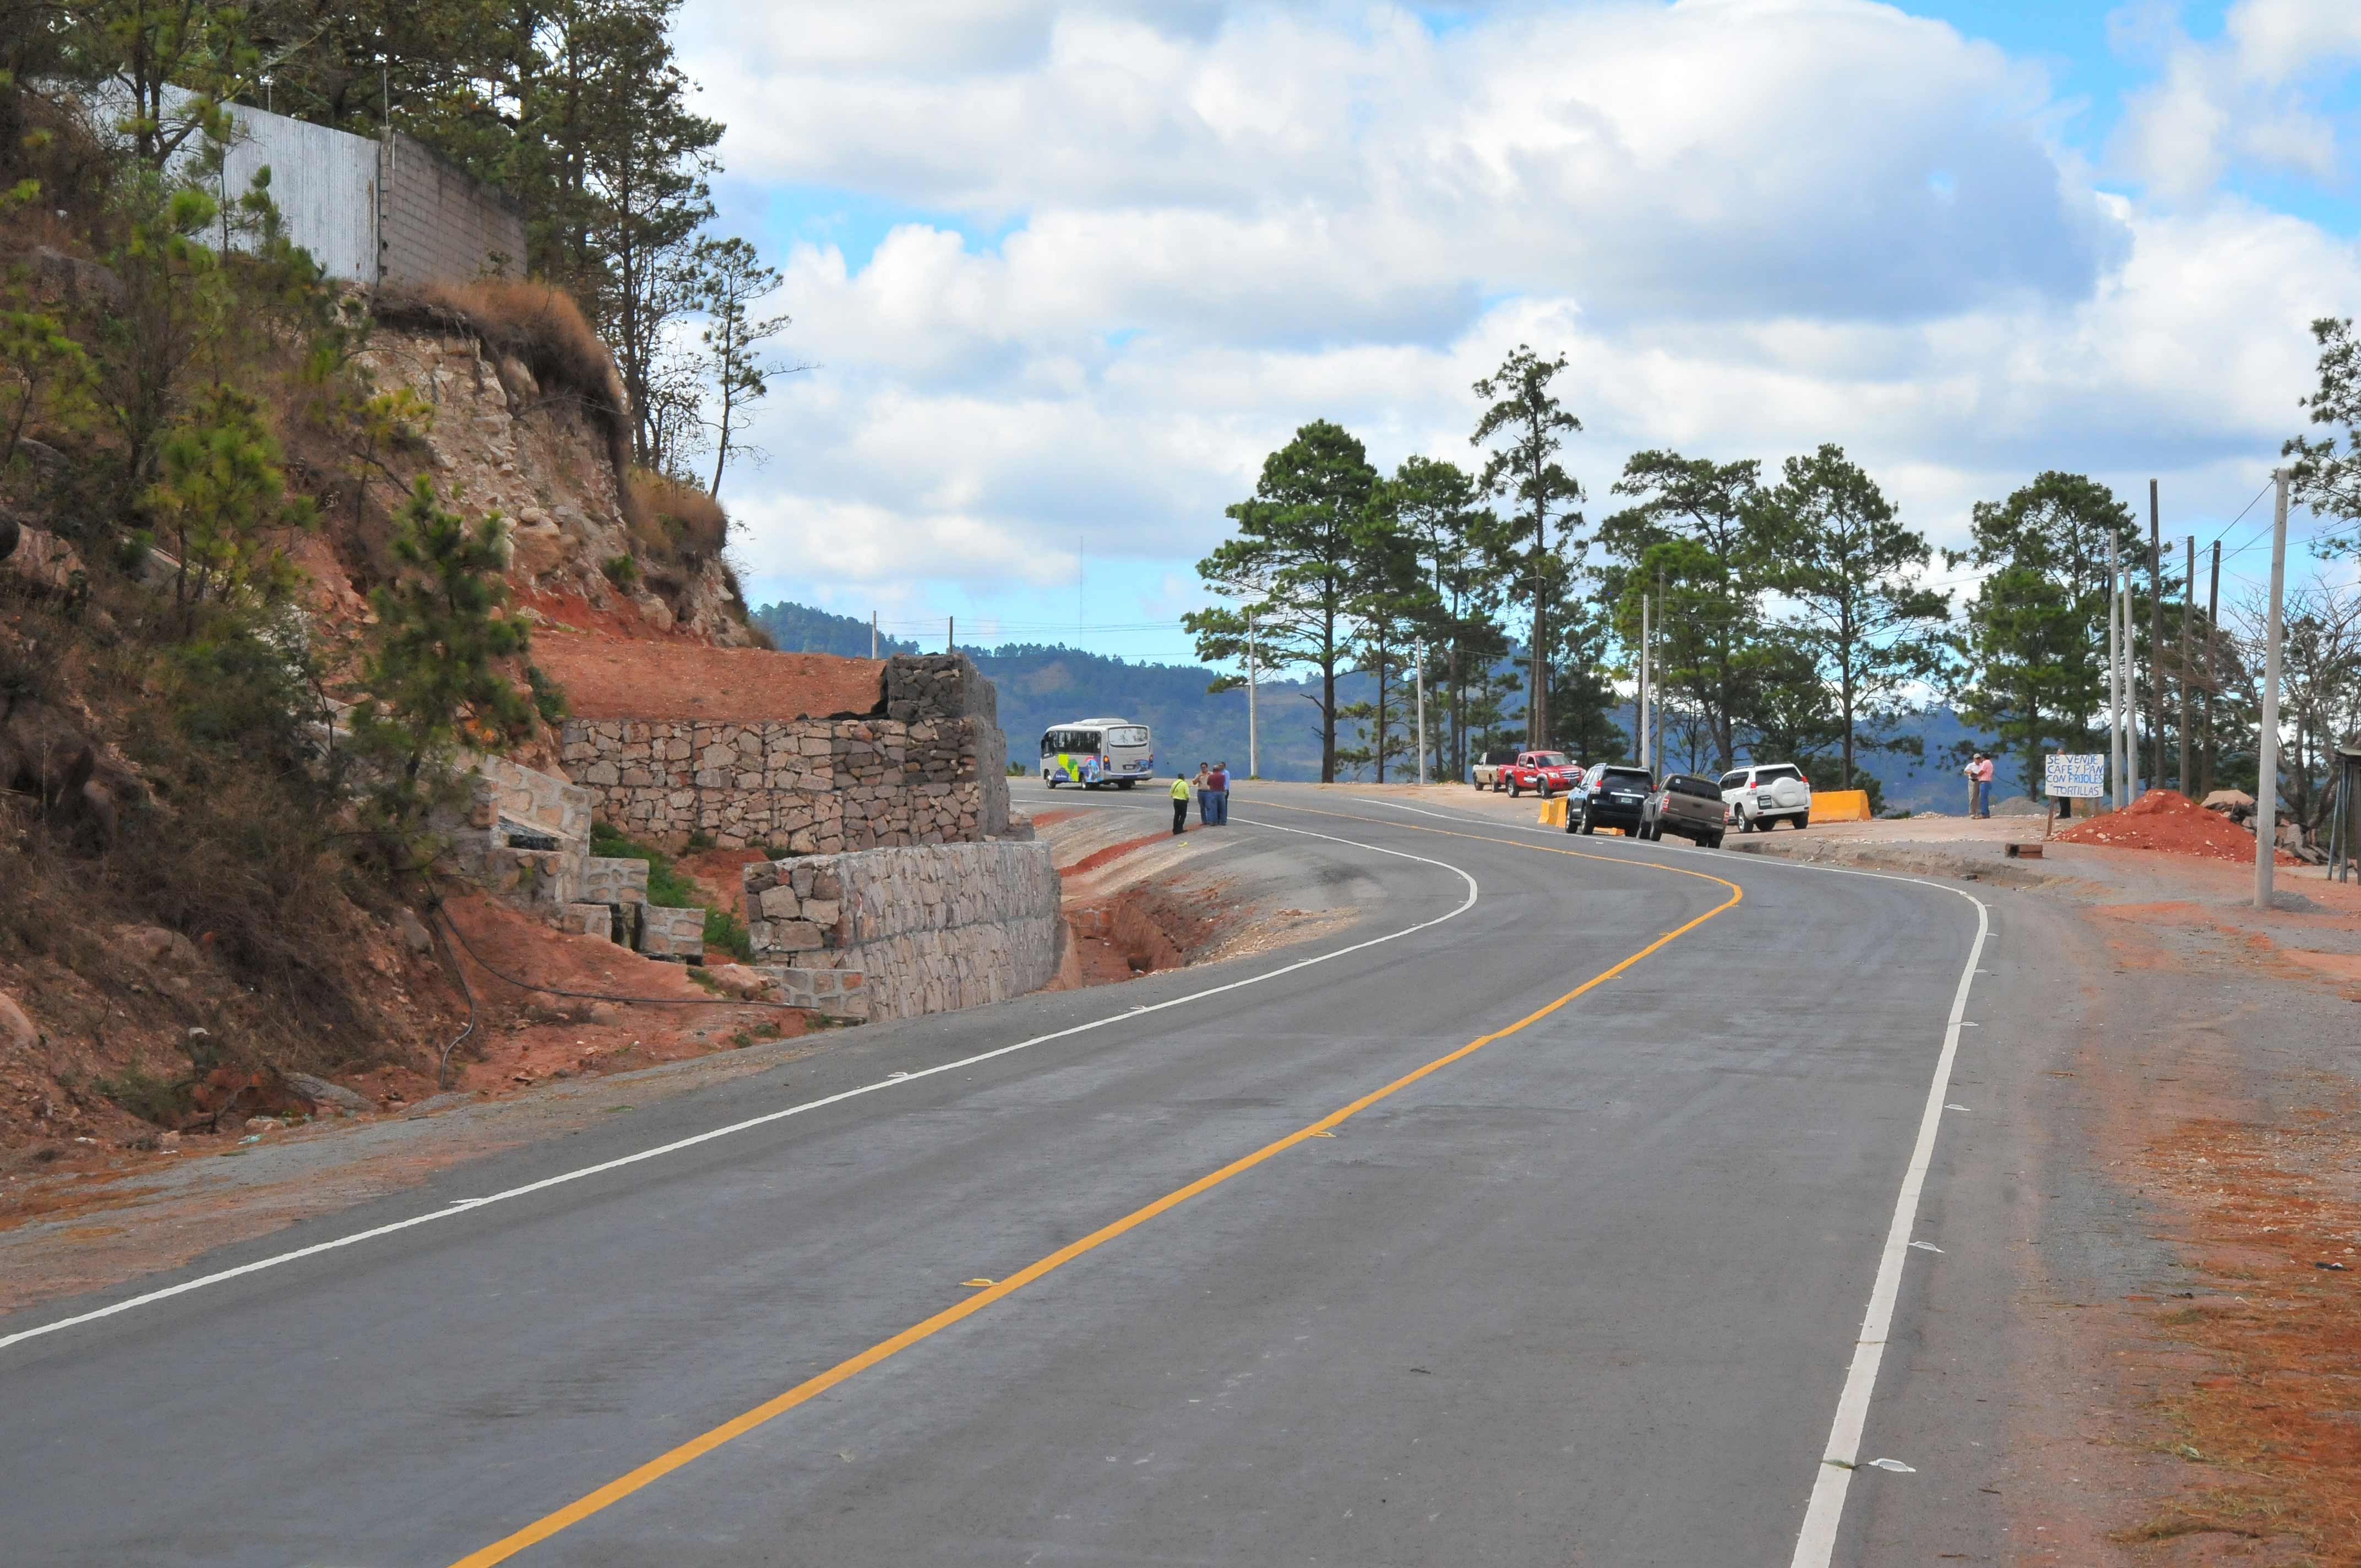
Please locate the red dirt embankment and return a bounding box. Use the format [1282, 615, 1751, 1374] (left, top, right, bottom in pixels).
[530, 629, 884, 721]
[2058, 788, 2297, 865]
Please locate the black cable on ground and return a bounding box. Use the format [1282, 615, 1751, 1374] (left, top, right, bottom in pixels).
[429, 906, 481, 1090]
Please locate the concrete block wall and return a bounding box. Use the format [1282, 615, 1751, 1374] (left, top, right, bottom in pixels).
[470, 754, 592, 843]
[378, 132, 526, 286]
[638, 906, 705, 962]
[743, 840, 1062, 1022]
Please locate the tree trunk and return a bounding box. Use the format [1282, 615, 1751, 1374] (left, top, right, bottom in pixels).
[1374, 642, 1389, 785]
[1840, 668, 1856, 792]
[1320, 603, 1337, 784]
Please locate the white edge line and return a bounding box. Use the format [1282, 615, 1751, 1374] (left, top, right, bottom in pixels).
[1786, 890, 1988, 1567]
[0, 819, 1477, 1358]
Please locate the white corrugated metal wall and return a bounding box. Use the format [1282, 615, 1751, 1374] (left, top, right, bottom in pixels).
[216, 105, 378, 282]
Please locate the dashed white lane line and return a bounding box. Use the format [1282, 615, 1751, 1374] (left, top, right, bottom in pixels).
[0, 819, 1478, 1358]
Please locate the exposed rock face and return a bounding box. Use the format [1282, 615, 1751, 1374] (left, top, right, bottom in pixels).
[352, 331, 757, 646]
[0, 990, 35, 1054]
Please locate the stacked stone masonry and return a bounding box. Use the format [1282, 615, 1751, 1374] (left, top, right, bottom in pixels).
[557, 655, 1010, 852]
[744, 840, 1062, 1022]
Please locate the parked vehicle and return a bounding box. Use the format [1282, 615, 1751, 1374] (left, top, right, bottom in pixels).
[1645, 772, 1728, 847]
[1720, 763, 1812, 831]
[1502, 750, 1584, 798]
[1042, 719, 1154, 789]
[1571, 764, 1658, 836]
[1471, 747, 1521, 792]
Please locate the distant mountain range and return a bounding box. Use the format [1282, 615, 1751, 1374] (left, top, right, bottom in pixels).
[749, 600, 1989, 807]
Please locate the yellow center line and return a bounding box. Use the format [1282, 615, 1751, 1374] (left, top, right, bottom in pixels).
[451, 808, 1744, 1566]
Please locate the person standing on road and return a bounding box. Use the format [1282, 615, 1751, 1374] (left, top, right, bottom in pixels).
[1209, 760, 1231, 825]
[1170, 770, 1192, 835]
[1970, 751, 1995, 818]
[1193, 762, 1215, 826]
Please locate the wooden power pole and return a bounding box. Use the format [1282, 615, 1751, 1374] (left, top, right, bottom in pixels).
[2149, 480, 2164, 789]
[2206, 538, 2221, 794]
[2256, 471, 2289, 911]
[2179, 534, 2193, 792]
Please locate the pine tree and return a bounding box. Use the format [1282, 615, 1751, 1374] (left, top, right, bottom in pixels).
[350, 478, 536, 850]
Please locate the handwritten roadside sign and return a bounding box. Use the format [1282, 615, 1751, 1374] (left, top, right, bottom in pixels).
[2044, 753, 2105, 798]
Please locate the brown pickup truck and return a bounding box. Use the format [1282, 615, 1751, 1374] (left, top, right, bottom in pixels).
[1470, 748, 1520, 792]
[1647, 772, 1728, 847]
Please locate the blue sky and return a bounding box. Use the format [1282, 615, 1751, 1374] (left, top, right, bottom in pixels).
[680, 1, 2361, 665]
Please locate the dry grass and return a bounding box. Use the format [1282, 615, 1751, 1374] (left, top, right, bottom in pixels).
[2129, 1102, 2361, 1563]
[625, 467, 729, 565]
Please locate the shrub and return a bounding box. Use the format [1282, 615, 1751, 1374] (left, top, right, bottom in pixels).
[625, 467, 728, 563]
[703, 904, 753, 962]
[526, 662, 567, 723]
[95, 1064, 192, 1126]
[601, 552, 639, 589]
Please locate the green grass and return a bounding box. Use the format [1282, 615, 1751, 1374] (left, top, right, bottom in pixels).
[591, 821, 754, 961]
[703, 905, 753, 962]
[589, 821, 701, 908]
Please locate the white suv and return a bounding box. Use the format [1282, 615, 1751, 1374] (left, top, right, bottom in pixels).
[1720, 763, 1812, 831]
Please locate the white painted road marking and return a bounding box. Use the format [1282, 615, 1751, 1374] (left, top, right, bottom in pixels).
[0, 819, 1479, 1358]
[1787, 886, 1989, 1567]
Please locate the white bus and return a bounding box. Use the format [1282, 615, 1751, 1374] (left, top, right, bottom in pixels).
[1041, 717, 1155, 789]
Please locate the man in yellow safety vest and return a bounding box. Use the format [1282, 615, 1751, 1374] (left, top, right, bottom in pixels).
[1169, 771, 1192, 835]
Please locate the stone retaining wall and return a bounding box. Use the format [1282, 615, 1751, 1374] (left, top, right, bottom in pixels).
[556, 654, 1010, 852]
[743, 840, 1062, 1022]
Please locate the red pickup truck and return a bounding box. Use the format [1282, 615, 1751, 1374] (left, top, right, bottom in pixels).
[1502, 750, 1584, 798]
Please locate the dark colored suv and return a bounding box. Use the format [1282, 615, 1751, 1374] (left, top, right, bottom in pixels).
[1572, 765, 1657, 836]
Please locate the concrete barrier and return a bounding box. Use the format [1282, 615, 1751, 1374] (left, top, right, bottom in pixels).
[1809, 790, 1873, 824]
[1538, 798, 1570, 827]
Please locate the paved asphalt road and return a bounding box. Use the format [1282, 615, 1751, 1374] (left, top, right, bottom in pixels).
[1, 783, 2009, 1566]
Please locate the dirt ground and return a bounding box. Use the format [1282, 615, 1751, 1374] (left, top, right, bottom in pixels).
[527, 623, 885, 721]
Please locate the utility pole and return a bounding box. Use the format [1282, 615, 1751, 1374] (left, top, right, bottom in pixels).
[2149, 480, 2164, 788]
[2115, 536, 2134, 807]
[2180, 534, 2194, 793]
[1639, 592, 1652, 772]
[2126, 567, 2140, 797]
[1654, 567, 1666, 771]
[2205, 538, 2221, 794]
[947, 615, 954, 654]
[1245, 606, 1259, 781]
[2256, 470, 2290, 911]
[1415, 649, 1428, 787]
[869, 612, 878, 661]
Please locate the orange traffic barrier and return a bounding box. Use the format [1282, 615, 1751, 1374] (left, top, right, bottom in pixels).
[1809, 789, 1872, 823]
[1538, 797, 1570, 827]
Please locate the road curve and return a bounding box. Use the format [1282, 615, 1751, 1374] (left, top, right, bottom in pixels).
[1, 784, 1988, 1567]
